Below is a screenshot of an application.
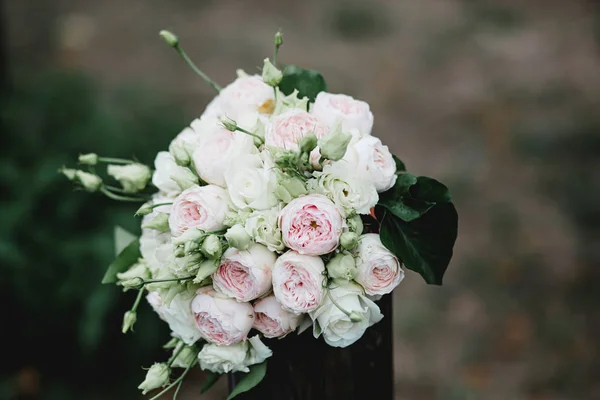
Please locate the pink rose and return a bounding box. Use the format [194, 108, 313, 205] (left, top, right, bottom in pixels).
[213, 244, 277, 302]
[169, 185, 230, 237]
[272, 250, 325, 314]
[253, 295, 302, 338]
[310, 92, 374, 136]
[264, 109, 329, 166]
[191, 287, 254, 345]
[355, 234, 404, 296]
[279, 194, 344, 256]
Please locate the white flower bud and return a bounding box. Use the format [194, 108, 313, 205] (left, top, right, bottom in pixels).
[142, 213, 170, 233]
[262, 58, 283, 86]
[169, 140, 191, 166]
[340, 231, 359, 250]
[326, 253, 357, 280]
[122, 310, 137, 333]
[193, 258, 219, 283]
[59, 167, 77, 181]
[107, 163, 152, 193]
[136, 203, 153, 216]
[138, 363, 170, 395]
[225, 224, 252, 250]
[171, 345, 197, 368]
[75, 170, 102, 192]
[159, 30, 179, 47]
[299, 132, 318, 154]
[347, 215, 363, 234]
[318, 125, 352, 161]
[78, 153, 98, 165]
[201, 234, 222, 258]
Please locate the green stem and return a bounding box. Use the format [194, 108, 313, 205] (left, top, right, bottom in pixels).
[149, 360, 197, 400]
[100, 187, 148, 202]
[97, 157, 134, 164]
[131, 288, 145, 312]
[142, 275, 196, 285]
[104, 184, 128, 194]
[172, 379, 184, 400]
[237, 126, 264, 145]
[174, 45, 222, 92]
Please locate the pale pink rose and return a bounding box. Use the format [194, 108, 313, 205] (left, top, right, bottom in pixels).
[253, 295, 302, 338]
[265, 109, 329, 151]
[169, 185, 230, 237]
[213, 244, 277, 302]
[272, 251, 326, 314]
[191, 117, 256, 187]
[191, 287, 254, 345]
[355, 234, 404, 296]
[342, 136, 397, 192]
[310, 92, 373, 136]
[279, 194, 344, 256]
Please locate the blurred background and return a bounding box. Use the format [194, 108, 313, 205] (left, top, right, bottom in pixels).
[2, 0, 600, 399]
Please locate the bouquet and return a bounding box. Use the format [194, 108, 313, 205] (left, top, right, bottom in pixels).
[61, 30, 458, 399]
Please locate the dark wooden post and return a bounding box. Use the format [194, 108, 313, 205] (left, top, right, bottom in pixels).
[228, 295, 393, 400]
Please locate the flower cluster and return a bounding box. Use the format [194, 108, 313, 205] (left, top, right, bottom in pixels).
[61, 29, 458, 398]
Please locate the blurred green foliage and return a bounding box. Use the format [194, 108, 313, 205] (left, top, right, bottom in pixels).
[0, 70, 188, 399]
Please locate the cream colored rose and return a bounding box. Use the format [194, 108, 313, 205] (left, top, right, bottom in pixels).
[191, 287, 254, 345]
[146, 291, 202, 345]
[272, 251, 326, 314]
[310, 281, 383, 347]
[212, 244, 276, 302]
[342, 136, 397, 192]
[197, 335, 272, 374]
[355, 233, 404, 296]
[152, 152, 198, 197]
[168, 185, 230, 237]
[224, 151, 278, 211]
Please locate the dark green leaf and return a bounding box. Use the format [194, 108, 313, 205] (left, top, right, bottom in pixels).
[114, 225, 137, 257]
[392, 154, 406, 172]
[101, 238, 140, 284]
[200, 372, 220, 394]
[379, 174, 451, 222]
[376, 203, 458, 285]
[226, 361, 267, 400]
[278, 65, 327, 103]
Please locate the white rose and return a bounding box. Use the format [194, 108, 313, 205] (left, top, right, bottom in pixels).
[310, 92, 373, 136]
[224, 151, 278, 211]
[244, 208, 285, 252]
[355, 234, 404, 296]
[190, 116, 256, 187]
[146, 291, 202, 345]
[272, 251, 326, 314]
[342, 136, 397, 192]
[197, 335, 272, 374]
[310, 281, 383, 348]
[308, 161, 378, 216]
[203, 75, 275, 126]
[213, 244, 277, 302]
[191, 287, 254, 345]
[169, 185, 231, 237]
[253, 295, 302, 338]
[152, 152, 198, 197]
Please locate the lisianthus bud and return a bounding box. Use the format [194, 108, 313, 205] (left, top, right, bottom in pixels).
[340, 231, 359, 250]
[159, 30, 179, 47]
[274, 31, 283, 47]
[75, 170, 102, 192]
[184, 240, 199, 254]
[274, 185, 292, 203]
[122, 310, 137, 333]
[326, 253, 357, 280]
[173, 246, 185, 258]
[120, 277, 144, 290]
[299, 132, 318, 154]
[349, 311, 364, 323]
[193, 258, 219, 283]
[318, 125, 352, 161]
[142, 213, 170, 233]
[225, 224, 252, 250]
[172, 228, 205, 246]
[347, 214, 363, 234]
[59, 167, 77, 181]
[262, 58, 283, 86]
[138, 363, 170, 395]
[107, 163, 152, 193]
[221, 117, 238, 132]
[171, 345, 197, 368]
[78, 153, 98, 165]
[169, 140, 191, 166]
[136, 203, 153, 216]
[281, 177, 307, 198]
[201, 234, 222, 258]
[117, 260, 151, 283]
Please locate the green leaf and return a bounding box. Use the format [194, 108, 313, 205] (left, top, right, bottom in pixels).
[114, 225, 137, 257]
[392, 154, 406, 172]
[101, 238, 140, 284]
[376, 202, 458, 285]
[378, 174, 451, 222]
[278, 65, 327, 103]
[226, 361, 267, 400]
[200, 372, 220, 394]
